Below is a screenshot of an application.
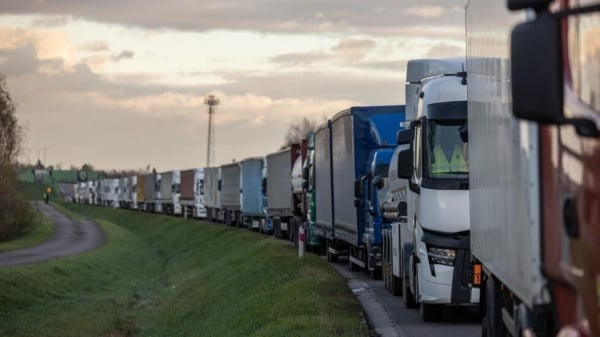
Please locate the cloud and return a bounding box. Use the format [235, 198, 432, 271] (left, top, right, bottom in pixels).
[425, 43, 464, 58]
[403, 6, 445, 18]
[112, 50, 134, 62]
[271, 51, 332, 66]
[332, 38, 376, 62]
[2, 1, 467, 37]
[30, 15, 70, 27]
[0, 27, 79, 67]
[80, 41, 109, 52]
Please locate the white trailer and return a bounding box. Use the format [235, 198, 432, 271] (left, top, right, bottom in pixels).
[204, 167, 221, 222]
[220, 162, 241, 226]
[266, 146, 298, 239]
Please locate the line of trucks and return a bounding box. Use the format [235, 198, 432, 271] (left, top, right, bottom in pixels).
[72, 0, 599, 335]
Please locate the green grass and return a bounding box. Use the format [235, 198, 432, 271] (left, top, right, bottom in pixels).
[0, 212, 53, 252]
[0, 203, 369, 337]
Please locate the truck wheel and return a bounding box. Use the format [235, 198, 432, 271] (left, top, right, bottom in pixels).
[420, 303, 443, 322]
[326, 240, 338, 262]
[391, 275, 403, 296]
[403, 264, 417, 308]
[483, 276, 507, 337]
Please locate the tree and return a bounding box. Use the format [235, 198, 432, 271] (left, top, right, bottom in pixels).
[281, 117, 321, 149]
[0, 74, 35, 242]
[0, 75, 22, 166]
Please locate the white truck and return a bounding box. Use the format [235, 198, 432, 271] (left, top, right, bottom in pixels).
[396, 58, 479, 321]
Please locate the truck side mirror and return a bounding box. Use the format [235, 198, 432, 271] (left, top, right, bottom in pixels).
[507, 0, 552, 10]
[261, 177, 267, 195]
[218, 180, 222, 191]
[396, 129, 413, 146]
[511, 14, 563, 124]
[354, 179, 363, 198]
[397, 149, 413, 179]
[511, 10, 599, 138]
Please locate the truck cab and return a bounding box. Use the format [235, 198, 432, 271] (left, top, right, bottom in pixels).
[397, 58, 479, 321]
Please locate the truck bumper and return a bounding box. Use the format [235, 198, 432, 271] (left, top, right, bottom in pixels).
[416, 235, 480, 305]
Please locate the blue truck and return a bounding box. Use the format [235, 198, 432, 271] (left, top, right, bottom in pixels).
[315, 105, 405, 278]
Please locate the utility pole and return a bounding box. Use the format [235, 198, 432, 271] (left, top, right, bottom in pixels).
[204, 95, 219, 167]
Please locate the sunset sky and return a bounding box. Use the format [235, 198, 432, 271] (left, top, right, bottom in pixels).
[1, 1, 467, 171]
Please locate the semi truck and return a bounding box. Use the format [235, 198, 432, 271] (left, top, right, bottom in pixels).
[159, 170, 181, 215]
[204, 167, 221, 222]
[327, 106, 404, 278]
[395, 58, 479, 321]
[265, 145, 299, 239]
[302, 132, 321, 251]
[220, 162, 242, 226]
[289, 139, 308, 246]
[180, 168, 205, 218]
[467, 1, 600, 336]
[314, 121, 335, 258]
[240, 157, 266, 230]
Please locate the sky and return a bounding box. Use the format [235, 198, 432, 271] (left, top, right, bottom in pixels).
[0, 1, 468, 171]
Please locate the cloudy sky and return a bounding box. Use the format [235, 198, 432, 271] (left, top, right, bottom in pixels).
[1, 1, 467, 171]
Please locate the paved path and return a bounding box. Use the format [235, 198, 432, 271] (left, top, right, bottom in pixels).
[0, 202, 105, 267]
[332, 260, 480, 337]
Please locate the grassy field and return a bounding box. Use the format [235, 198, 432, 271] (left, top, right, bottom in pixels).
[0, 203, 369, 337]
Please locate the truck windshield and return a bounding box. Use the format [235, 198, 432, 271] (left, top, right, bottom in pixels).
[425, 120, 468, 179]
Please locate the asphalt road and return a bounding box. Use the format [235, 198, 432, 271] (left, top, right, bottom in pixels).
[332, 260, 481, 337]
[0, 202, 105, 267]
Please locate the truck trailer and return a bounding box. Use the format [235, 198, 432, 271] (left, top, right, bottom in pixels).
[325, 106, 404, 278]
[220, 162, 242, 226]
[467, 0, 600, 336]
[142, 172, 161, 212]
[204, 167, 221, 222]
[159, 170, 181, 215]
[240, 157, 266, 230]
[265, 145, 299, 239]
[180, 168, 205, 218]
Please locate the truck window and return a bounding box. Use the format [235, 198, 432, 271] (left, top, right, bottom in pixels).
[568, 6, 600, 114]
[425, 120, 469, 179]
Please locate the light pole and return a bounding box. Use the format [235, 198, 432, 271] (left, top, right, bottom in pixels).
[204, 95, 219, 167]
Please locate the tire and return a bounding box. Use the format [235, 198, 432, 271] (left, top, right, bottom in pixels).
[326, 240, 338, 262]
[391, 275, 403, 296]
[403, 263, 417, 308]
[482, 276, 507, 337]
[420, 303, 444, 322]
[403, 283, 417, 308]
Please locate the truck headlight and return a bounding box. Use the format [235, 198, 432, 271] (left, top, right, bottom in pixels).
[427, 247, 456, 266]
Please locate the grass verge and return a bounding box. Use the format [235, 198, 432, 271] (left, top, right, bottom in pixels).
[0, 203, 369, 337]
[0, 211, 53, 252]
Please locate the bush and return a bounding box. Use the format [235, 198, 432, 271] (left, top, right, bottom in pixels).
[0, 166, 36, 242]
